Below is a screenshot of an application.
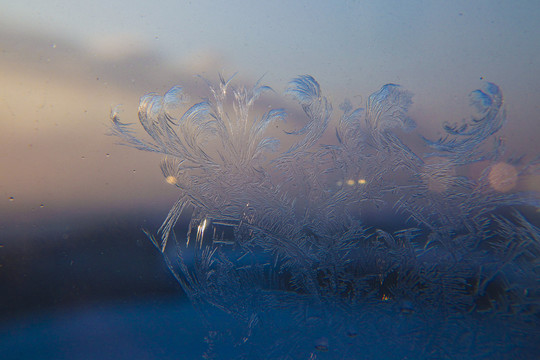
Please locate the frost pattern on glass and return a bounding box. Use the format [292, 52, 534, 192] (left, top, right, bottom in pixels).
[111, 75, 540, 359]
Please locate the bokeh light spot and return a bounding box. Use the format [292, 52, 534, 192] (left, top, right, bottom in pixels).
[488, 162, 518, 192]
[165, 176, 178, 185]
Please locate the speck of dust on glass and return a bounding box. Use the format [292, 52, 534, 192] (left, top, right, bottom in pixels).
[110, 74, 540, 359]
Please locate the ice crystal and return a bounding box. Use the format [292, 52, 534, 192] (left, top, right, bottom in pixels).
[111, 75, 540, 359]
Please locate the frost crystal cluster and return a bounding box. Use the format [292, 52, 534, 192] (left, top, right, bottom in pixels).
[111, 75, 539, 359]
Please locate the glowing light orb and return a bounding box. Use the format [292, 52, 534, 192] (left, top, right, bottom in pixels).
[165, 175, 177, 185]
[488, 162, 518, 192]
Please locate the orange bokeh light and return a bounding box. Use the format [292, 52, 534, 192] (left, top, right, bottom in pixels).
[488, 162, 518, 192]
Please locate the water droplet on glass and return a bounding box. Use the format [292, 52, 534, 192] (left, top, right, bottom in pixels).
[399, 300, 415, 315]
[314, 337, 329, 352]
[346, 324, 358, 338]
[8, 197, 14, 202]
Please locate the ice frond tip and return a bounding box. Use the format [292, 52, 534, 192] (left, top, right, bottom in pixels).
[286, 75, 322, 104]
[109, 105, 160, 153]
[366, 84, 414, 131]
[469, 82, 502, 115]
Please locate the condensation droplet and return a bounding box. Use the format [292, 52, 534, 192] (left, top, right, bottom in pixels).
[314, 337, 329, 352]
[346, 324, 358, 338]
[106, 153, 110, 158]
[8, 196, 14, 202]
[399, 300, 415, 315]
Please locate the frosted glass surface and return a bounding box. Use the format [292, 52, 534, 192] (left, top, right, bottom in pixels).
[1, 1, 539, 359]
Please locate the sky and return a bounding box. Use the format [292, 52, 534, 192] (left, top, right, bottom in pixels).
[1, 0, 539, 233]
[3, 0, 539, 90]
[2, 1, 540, 134]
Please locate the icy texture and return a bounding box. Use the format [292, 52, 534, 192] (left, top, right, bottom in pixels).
[111, 75, 540, 359]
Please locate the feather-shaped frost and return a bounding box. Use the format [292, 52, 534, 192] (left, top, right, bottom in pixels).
[283, 75, 331, 153]
[365, 84, 415, 132]
[424, 82, 505, 164]
[110, 75, 540, 359]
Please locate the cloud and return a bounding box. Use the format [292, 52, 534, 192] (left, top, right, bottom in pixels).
[172, 48, 227, 74]
[86, 32, 155, 61]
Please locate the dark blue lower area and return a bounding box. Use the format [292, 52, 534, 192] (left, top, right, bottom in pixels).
[2, 297, 538, 360]
[1, 214, 539, 359]
[0, 299, 206, 360]
[1, 215, 193, 359]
